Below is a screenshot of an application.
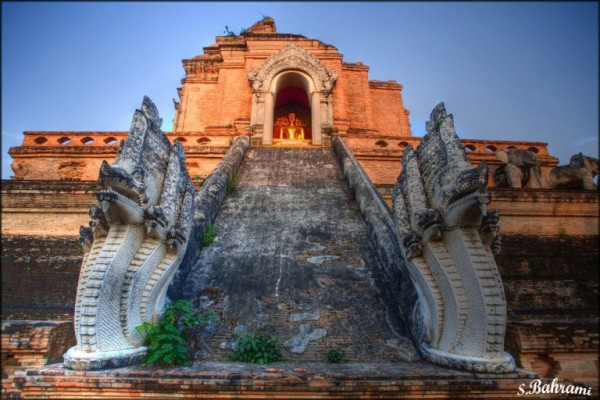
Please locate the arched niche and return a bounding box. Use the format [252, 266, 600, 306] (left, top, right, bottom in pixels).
[248, 44, 337, 145]
[272, 71, 312, 141]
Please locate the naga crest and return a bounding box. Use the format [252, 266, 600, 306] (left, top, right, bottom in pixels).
[393, 102, 513, 373]
[64, 97, 194, 370]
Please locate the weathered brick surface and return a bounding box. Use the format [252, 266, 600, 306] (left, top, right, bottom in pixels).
[1, 235, 82, 320]
[9, 131, 235, 181]
[1, 234, 80, 397]
[488, 189, 599, 236]
[15, 361, 539, 399]
[376, 186, 599, 236]
[498, 235, 599, 391]
[369, 81, 411, 136]
[2, 321, 75, 399]
[1, 181, 97, 236]
[9, 130, 559, 192]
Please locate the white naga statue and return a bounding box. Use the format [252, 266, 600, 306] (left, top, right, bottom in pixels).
[63, 97, 194, 369]
[392, 103, 515, 373]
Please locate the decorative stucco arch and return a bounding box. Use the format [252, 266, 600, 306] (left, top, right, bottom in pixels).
[248, 44, 337, 145]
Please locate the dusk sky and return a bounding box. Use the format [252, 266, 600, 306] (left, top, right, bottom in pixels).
[2, 2, 598, 179]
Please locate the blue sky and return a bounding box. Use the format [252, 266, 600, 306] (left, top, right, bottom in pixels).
[2, 2, 598, 179]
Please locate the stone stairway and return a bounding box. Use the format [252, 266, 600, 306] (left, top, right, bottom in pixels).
[182, 146, 418, 362]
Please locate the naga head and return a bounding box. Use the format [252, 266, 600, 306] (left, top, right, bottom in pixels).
[419, 102, 490, 229]
[439, 161, 489, 229]
[99, 162, 147, 203]
[97, 161, 147, 225]
[95, 97, 172, 226]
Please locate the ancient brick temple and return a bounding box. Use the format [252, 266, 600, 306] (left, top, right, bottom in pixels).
[2, 17, 598, 398]
[9, 17, 558, 187]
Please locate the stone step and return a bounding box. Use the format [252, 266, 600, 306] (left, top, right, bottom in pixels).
[182, 147, 417, 362]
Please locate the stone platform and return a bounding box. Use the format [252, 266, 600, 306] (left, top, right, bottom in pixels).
[15, 361, 538, 399]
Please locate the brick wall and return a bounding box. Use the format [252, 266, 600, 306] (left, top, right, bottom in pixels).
[1, 181, 96, 236]
[2, 321, 74, 399]
[488, 189, 599, 236]
[1, 234, 79, 398]
[498, 235, 599, 391]
[9, 132, 233, 181]
[369, 81, 411, 135]
[1, 235, 82, 320]
[376, 186, 598, 236]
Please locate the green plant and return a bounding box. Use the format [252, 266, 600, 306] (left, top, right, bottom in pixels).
[203, 224, 217, 246]
[239, 28, 247, 35]
[226, 176, 237, 196]
[135, 300, 217, 367]
[326, 348, 346, 363]
[228, 331, 281, 365]
[339, 173, 347, 182]
[223, 25, 236, 37]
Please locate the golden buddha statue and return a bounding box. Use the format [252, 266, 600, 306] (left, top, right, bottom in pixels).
[278, 112, 305, 140]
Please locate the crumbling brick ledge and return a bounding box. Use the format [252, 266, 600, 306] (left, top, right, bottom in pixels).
[14, 361, 538, 399]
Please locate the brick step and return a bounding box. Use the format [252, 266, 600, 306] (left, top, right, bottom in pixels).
[15, 362, 538, 399]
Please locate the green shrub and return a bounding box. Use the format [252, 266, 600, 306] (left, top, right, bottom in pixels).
[203, 224, 217, 246]
[223, 25, 236, 37]
[135, 300, 217, 367]
[226, 176, 237, 196]
[228, 331, 281, 365]
[326, 348, 346, 363]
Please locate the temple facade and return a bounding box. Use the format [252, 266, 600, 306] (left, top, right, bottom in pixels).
[9, 17, 557, 189]
[173, 17, 411, 141]
[2, 17, 597, 398]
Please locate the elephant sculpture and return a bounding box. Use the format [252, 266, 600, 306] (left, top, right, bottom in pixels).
[493, 149, 543, 189]
[545, 153, 599, 190]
